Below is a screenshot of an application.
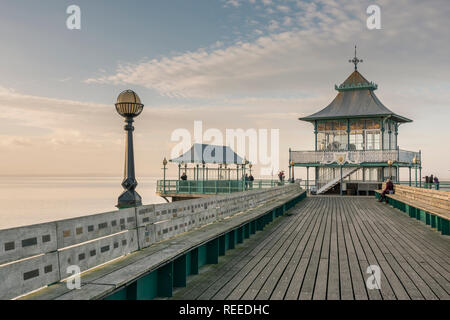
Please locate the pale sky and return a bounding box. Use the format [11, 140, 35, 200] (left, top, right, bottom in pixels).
[0, 0, 449, 179]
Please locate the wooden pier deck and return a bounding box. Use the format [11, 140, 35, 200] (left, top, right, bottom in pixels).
[170, 196, 450, 300]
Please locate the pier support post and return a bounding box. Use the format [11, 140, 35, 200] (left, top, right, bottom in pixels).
[157, 262, 173, 298]
[218, 235, 226, 256]
[237, 227, 244, 244]
[228, 230, 236, 249]
[127, 271, 158, 300]
[256, 218, 263, 231]
[190, 248, 199, 275]
[244, 224, 250, 239]
[437, 217, 442, 232]
[250, 221, 256, 234]
[430, 215, 437, 229]
[206, 238, 219, 264]
[441, 219, 450, 235]
[173, 255, 187, 287]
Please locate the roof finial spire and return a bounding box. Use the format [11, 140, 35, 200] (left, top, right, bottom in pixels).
[349, 45, 363, 71]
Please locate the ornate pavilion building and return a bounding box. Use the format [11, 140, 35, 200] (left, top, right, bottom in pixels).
[290, 49, 421, 195]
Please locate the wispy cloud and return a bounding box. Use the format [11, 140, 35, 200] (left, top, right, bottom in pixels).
[85, 0, 449, 101]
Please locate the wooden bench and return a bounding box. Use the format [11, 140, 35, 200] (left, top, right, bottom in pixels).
[375, 184, 450, 236]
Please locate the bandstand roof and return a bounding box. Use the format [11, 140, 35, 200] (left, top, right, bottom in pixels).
[299, 61, 412, 124]
[170, 143, 245, 165]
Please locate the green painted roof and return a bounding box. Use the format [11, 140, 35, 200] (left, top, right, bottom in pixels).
[299, 71, 412, 123]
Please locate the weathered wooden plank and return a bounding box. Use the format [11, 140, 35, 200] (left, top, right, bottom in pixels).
[351, 202, 423, 300]
[55, 284, 115, 300]
[343, 198, 382, 300]
[312, 197, 332, 300]
[327, 196, 340, 300]
[224, 200, 314, 300]
[255, 199, 320, 300]
[200, 198, 309, 300]
[339, 198, 369, 300]
[376, 201, 450, 266]
[284, 198, 328, 299]
[373, 200, 450, 279]
[269, 199, 322, 300]
[175, 207, 292, 299]
[346, 198, 397, 300]
[335, 198, 353, 300]
[298, 197, 330, 300]
[362, 199, 450, 297]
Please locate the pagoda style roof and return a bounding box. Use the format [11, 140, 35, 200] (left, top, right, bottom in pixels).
[170, 143, 245, 165]
[299, 70, 412, 124]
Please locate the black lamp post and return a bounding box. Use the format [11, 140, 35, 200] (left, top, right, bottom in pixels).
[115, 90, 144, 208]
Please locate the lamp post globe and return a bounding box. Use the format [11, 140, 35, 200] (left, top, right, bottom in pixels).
[387, 160, 394, 180]
[115, 90, 144, 209]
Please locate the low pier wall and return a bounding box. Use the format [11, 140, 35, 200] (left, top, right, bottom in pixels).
[0, 183, 302, 300]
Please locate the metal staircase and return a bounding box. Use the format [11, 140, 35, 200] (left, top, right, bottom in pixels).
[317, 167, 359, 194]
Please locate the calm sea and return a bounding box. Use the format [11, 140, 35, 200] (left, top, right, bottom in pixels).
[0, 176, 165, 230]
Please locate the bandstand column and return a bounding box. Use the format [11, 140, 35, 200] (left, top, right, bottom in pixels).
[419, 166, 422, 188]
[306, 167, 309, 192]
[314, 121, 318, 151]
[415, 165, 417, 187]
[419, 150, 422, 187]
[409, 166, 411, 186]
[346, 119, 350, 151]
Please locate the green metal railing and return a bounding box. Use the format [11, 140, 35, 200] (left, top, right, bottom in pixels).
[156, 179, 287, 195]
[397, 181, 450, 191]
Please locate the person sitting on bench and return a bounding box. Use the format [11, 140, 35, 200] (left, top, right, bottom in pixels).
[379, 178, 394, 203]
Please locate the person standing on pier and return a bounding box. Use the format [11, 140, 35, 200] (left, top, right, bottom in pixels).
[429, 174, 434, 189]
[434, 176, 440, 190]
[244, 174, 249, 190]
[249, 174, 254, 189]
[181, 172, 187, 181]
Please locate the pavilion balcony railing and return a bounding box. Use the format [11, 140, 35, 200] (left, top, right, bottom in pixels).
[290, 149, 420, 165]
[156, 179, 287, 195]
